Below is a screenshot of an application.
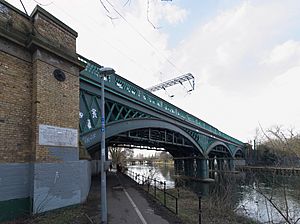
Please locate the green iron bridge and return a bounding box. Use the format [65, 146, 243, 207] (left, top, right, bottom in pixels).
[78, 56, 245, 179]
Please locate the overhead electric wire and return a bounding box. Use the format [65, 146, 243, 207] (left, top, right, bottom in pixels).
[19, 0, 28, 15]
[27, 0, 189, 90]
[32, 0, 53, 6]
[33, 0, 156, 76]
[104, 0, 184, 75]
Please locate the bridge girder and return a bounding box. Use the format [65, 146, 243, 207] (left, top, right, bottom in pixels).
[79, 60, 245, 159]
[206, 141, 232, 158]
[107, 127, 197, 157]
[82, 118, 205, 157]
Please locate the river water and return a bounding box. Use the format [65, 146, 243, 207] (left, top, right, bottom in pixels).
[128, 164, 300, 223]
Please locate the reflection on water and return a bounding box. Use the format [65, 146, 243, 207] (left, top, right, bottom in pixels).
[128, 164, 300, 223]
[236, 173, 300, 223]
[128, 164, 175, 188]
[236, 183, 300, 223]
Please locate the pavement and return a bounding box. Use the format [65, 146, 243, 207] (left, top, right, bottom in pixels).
[107, 171, 175, 224]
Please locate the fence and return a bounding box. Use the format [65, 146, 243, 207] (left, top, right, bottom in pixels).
[126, 170, 179, 215]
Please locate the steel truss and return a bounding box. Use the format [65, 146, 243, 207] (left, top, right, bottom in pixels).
[108, 128, 195, 152]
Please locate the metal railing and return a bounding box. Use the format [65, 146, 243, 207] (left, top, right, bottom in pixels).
[126, 170, 179, 215]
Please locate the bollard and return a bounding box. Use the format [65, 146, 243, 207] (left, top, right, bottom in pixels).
[198, 192, 202, 224]
[176, 188, 179, 215]
[154, 178, 157, 198]
[147, 177, 150, 192]
[175, 197, 178, 215]
[163, 181, 166, 206]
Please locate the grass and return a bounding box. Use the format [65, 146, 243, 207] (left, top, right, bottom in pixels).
[141, 184, 257, 224]
[28, 206, 84, 224]
[3, 205, 88, 224]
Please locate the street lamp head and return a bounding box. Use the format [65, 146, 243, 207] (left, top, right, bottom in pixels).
[99, 67, 115, 76]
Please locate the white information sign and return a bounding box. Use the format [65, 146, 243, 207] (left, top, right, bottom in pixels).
[39, 124, 78, 147]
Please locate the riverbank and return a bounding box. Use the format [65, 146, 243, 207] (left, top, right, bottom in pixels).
[128, 163, 300, 223]
[138, 182, 257, 224]
[237, 165, 300, 175]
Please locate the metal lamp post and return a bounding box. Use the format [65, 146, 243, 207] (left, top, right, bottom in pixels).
[99, 67, 115, 224]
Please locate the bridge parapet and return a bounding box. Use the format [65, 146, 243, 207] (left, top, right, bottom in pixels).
[78, 56, 244, 147]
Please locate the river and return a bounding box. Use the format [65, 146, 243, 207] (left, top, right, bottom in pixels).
[128, 164, 300, 223]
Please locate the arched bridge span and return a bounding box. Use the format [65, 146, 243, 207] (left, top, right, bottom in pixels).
[78, 57, 245, 164]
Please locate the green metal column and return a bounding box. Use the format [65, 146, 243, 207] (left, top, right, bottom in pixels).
[174, 159, 179, 175]
[196, 159, 209, 179]
[217, 158, 222, 171]
[219, 159, 223, 171]
[184, 159, 194, 177]
[175, 159, 184, 175]
[208, 159, 213, 171]
[228, 158, 235, 171]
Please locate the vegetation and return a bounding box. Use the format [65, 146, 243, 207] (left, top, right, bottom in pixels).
[132, 151, 173, 163]
[109, 147, 133, 166]
[250, 126, 300, 167]
[4, 206, 87, 224]
[141, 181, 256, 224]
[245, 126, 300, 223]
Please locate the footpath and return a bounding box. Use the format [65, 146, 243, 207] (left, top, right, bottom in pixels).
[4, 171, 181, 224]
[107, 171, 182, 224]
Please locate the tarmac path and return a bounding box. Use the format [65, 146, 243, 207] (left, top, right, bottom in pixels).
[107, 171, 170, 224]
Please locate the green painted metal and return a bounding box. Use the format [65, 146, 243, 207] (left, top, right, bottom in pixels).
[0, 197, 30, 221]
[78, 55, 245, 155]
[196, 159, 209, 179]
[184, 159, 194, 177]
[79, 89, 151, 134]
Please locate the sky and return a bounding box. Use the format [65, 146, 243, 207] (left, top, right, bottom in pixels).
[8, 0, 300, 144]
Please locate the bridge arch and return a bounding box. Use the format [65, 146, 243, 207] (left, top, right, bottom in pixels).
[232, 147, 244, 158]
[106, 118, 205, 156]
[206, 141, 233, 158]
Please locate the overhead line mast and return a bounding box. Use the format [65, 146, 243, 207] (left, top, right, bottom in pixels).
[147, 73, 195, 94]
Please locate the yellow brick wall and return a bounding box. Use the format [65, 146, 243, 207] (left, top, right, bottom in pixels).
[32, 51, 79, 161]
[33, 11, 76, 53]
[0, 1, 81, 163]
[0, 51, 32, 162]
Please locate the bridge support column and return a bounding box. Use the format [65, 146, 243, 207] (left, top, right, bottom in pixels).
[217, 159, 223, 171]
[208, 159, 213, 171]
[184, 159, 194, 177]
[196, 159, 209, 180]
[174, 159, 184, 175]
[228, 158, 235, 171]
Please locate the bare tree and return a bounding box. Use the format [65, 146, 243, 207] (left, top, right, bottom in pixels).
[254, 125, 300, 167]
[244, 125, 300, 223]
[109, 147, 133, 166]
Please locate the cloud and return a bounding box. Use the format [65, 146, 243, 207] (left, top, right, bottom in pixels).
[160, 4, 188, 25]
[166, 1, 300, 94]
[156, 1, 300, 141]
[261, 40, 300, 66]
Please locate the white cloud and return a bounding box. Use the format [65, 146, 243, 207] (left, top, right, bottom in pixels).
[161, 4, 188, 25]
[261, 40, 300, 66]
[167, 1, 300, 93]
[157, 1, 300, 141]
